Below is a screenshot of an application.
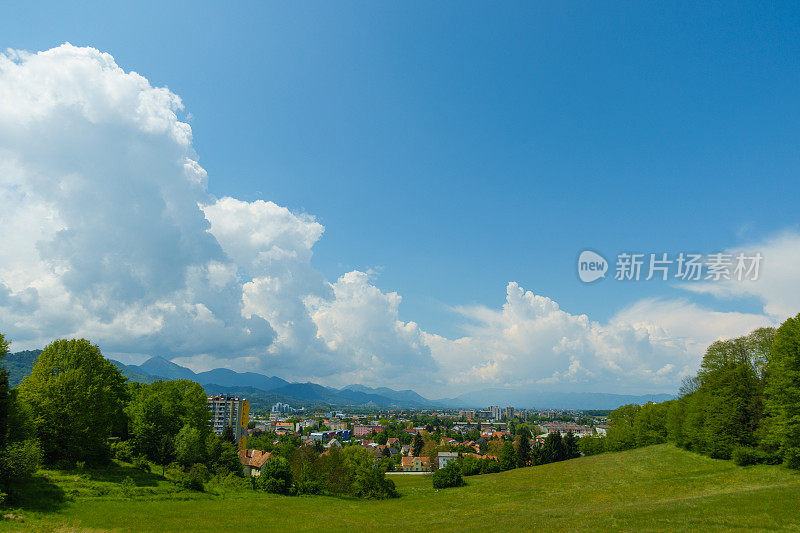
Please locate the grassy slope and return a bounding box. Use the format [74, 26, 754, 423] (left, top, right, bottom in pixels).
[4, 444, 800, 532]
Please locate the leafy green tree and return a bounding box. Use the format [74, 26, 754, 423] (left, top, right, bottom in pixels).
[0, 333, 9, 451]
[764, 314, 800, 468]
[578, 435, 606, 456]
[126, 379, 209, 462]
[499, 440, 516, 471]
[0, 333, 43, 496]
[18, 339, 127, 463]
[207, 433, 241, 475]
[175, 424, 204, 466]
[257, 456, 292, 494]
[432, 461, 464, 489]
[606, 404, 640, 451]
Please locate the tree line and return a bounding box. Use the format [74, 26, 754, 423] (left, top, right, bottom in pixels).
[579, 313, 800, 468]
[0, 336, 398, 503]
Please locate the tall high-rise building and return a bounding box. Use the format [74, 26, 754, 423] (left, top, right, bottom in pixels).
[504, 406, 515, 420]
[488, 405, 502, 420]
[208, 394, 250, 450]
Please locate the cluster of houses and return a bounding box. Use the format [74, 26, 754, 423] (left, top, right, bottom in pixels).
[235, 407, 611, 477]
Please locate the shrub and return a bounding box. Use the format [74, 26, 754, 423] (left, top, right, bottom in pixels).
[113, 441, 134, 463]
[295, 479, 323, 495]
[460, 455, 481, 476]
[174, 466, 206, 492]
[432, 461, 465, 489]
[133, 456, 151, 473]
[351, 465, 399, 499]
[257, 457, 293, 495]
[732, 446, 782, 466]
[480, 458, 500, 474]
[120, 476, 136, 498]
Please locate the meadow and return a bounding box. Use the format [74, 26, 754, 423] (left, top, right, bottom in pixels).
[3, 444, 800, 532]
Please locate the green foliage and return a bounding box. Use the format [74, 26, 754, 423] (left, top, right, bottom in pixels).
[10, 445, 800, 530]
[499, 441, 516, 471]
[175, 425, 204, 466]
[174, 463, 207, 492]
[539, 433, 566, 464]
[563, 431, 580, 459]
[0, 439, 43, 491]
[125, 379, 209, 463]
[731, 446, 782, 466]
[113, 440, 134, 463]
[432, 461, 464, 489]
[206, 434, 241, 475]
[120, 476, 136, 498]
[133, 456, 151, 473]
[257, 456, 292, 494]
[460, 454, 481, 476]
[579, 435, 607, 456]
[350, 463, 398, 499]
[515, 433, 531, 467]
[18, 338, 127, 464]
[763, 314, 800, 468]
[412, 432, 424, 456]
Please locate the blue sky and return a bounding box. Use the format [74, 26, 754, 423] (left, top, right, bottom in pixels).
[1, 2, 799, 394]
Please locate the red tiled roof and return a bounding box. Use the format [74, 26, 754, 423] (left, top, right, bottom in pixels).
[238, 449, 273, 468]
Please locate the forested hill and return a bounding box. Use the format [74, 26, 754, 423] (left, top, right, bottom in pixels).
[3, 349, 41, 386]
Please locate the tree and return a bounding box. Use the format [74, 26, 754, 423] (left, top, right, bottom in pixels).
[432, 461, 464, 489]
[257, 456, 292, 494]
[499, 441, 516, 471]
[0, 333, 42, 497]
[221, 425, 235, 444]
[541, 433, 565, 463]
[175, 424, 204, 466]
[126, 379, 209, 462]
[563, 431, 580, 459]
[515, 434, 531, 468]
[764, 314, 800, 468]
[18, 339, 127, 464]
[412, 432, 424, 456]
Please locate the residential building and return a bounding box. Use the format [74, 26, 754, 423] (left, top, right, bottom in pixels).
[238, 449, 272, 477]
[310, 429, 352, 442]
[401, 456, 431, 472]
[354, 425, 384, 437]
[328, 420, 348, 431]
[438, 451, 458, 469]
[503, 406, 515, 420]
[208, 395, 249, 450]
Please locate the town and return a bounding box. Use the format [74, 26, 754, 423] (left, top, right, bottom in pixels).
[217, 395, 610, 476]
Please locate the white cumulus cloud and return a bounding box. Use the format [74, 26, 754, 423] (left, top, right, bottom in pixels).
[0, 43, 794, 396]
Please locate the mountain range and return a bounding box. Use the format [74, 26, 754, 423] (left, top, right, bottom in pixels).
[2, 350, 674, 410]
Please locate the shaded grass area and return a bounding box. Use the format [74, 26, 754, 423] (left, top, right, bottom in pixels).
[3, 445, 800, 531]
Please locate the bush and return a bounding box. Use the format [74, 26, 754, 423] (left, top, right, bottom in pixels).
[460, 455, 481, 476]
[732, 446, 782, 466]
[120, 476, 136, 498]
[432, 461, 465, 489]
[113, 441, 134, 463]
[257, 457, 293, 495]
[294, 479, 323, 495]
[479, 458, 501, 474]
[351, 465, 399, 499]
[0, 439, 42, 489]
[174, 465, 207, 492]
[133, 456, 151, 473]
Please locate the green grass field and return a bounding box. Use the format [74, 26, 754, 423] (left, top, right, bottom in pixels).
[3, 444, 800, 532]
